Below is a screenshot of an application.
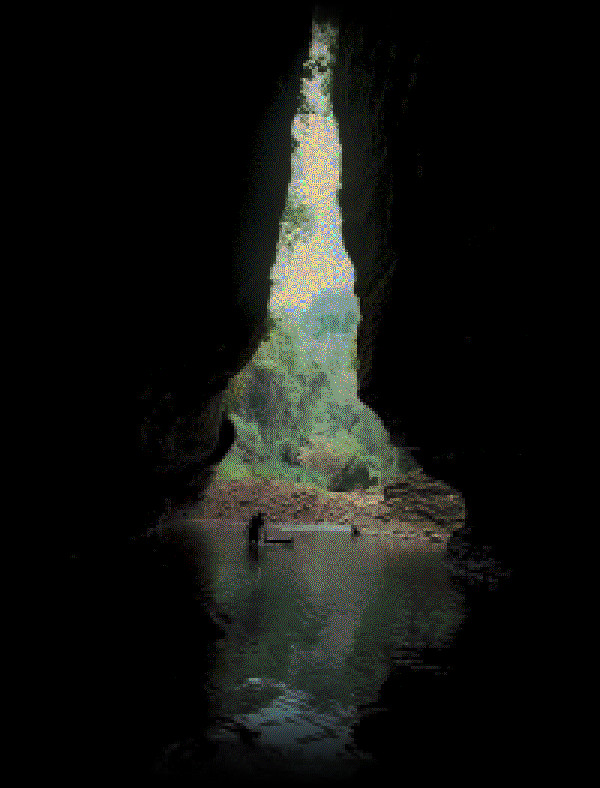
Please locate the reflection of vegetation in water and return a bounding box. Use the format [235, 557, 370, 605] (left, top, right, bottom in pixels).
[211, 564, 326, 713]
[205, 530, 464, 719]
[204, 527, 463, 741]
[349, 561, 464, 680]
[297, 594, 462, 711]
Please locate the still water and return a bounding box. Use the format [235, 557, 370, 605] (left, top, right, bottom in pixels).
[155, 517, 466, 783]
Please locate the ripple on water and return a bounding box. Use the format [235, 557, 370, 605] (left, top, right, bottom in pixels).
[170, 517, 465, 782]
[203, 678, 372, 779]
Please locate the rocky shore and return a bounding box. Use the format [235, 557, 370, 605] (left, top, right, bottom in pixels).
[197, 470, 465, 545]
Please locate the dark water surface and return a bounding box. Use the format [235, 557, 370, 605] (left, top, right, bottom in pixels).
[152, 515, 467, 783]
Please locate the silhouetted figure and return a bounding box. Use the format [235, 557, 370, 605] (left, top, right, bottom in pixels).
[351, 525, 360, 536]
[249, 512, 264, 545]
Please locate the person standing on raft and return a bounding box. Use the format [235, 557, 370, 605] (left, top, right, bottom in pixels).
[249, 511, 264, 544]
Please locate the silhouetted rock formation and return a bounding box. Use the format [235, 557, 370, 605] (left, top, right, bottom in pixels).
[53, 2, 547, 781]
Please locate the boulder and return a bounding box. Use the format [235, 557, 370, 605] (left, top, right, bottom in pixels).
[328, 457, 372, 492]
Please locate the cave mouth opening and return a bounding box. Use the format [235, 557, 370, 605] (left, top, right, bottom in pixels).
[209, 18, 415, 503]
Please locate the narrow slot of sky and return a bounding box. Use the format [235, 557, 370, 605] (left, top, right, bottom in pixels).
[270, 21, 355, 319]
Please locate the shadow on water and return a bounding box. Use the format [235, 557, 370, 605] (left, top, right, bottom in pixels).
[58, 511, 527, 785]
[350, 538, 533, 781]
[57, 520, 221, 782]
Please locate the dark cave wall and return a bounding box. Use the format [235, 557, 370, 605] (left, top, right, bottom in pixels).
[53, 7, 549, 779]
[62, 6, 319, 548]
[323, 9, 544, 766]
[326, 4, 540, 567]
[122, 7, 316, 532]
[56, 8, 320, 778]
[63, 5, 539, 566]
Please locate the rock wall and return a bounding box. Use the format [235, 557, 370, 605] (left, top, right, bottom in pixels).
[52, 9, 316, 778]
[59, 4, 540, 568]
[58, 5, 318, 551]
[52, 5, 548, 779]
[320, 5, 546, 772]
[326, 4, 541, 569]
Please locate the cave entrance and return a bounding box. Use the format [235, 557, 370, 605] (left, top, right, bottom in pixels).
[185, 18, 470, 779]
[211, 20, 412, 504]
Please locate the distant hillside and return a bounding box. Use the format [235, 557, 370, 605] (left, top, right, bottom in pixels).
[216, 301, 416, 490]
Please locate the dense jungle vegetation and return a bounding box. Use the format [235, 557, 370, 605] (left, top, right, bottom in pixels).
[214, 23, 415, 492]
[216, 288, 415, 491]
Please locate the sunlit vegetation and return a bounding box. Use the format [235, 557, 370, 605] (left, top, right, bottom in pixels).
[214, 21, 414, 490]
[217, 306, 414, 490]
[280, 194, 315, 250]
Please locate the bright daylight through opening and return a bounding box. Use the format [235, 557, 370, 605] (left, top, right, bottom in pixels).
[215, 21, 414, 493]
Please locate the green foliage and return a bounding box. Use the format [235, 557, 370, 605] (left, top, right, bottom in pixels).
[218, 298, 410, 491]
[297, 96, 313, 116]
[281, 196, 312, 228]
[231, 415, 263, 449]
[280, 192, 314, 249]
[249, 454, 329, 490]
[275, 438, 301, 467]
[259, 313, 278, 343]
[222, 365, 250, 415]
[212, 449, 253, 481]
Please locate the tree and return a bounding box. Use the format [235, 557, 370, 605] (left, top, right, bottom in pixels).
[279, 191, 314, 249]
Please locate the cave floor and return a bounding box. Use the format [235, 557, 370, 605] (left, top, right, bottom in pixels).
[194, 474, 465, 546]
